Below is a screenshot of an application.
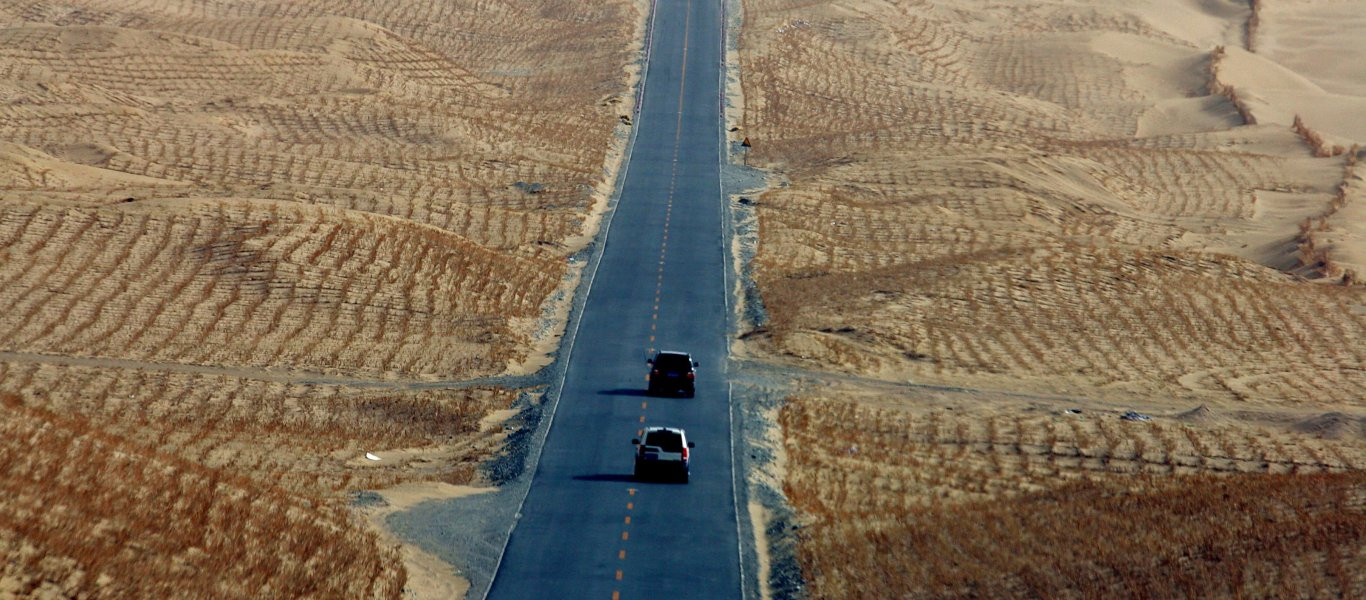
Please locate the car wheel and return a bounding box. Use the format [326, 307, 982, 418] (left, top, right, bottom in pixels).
[681, 471, 690, 484]
[685, 388, 695, 398]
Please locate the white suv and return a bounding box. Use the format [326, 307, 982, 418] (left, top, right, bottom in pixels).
[632, 426, 694, 483]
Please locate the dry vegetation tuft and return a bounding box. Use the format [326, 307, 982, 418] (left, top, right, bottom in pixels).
[1245, 0, 1263, 52]
[1208, 46, 1258, 125]
[1293, 115, 1356, 159]
[1296, 156, 1360, 284]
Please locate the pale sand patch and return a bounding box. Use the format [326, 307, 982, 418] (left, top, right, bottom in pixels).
[504, 309, 569, 377]
[480, 407, 521, 431]
[745, 403, 788, 600]
[0, 142, 185, 189]
[757, 405, 787, 489]
[747, 501, 773, 600]
[1114, 0, 1246, 48]
[723, 0, 747, 137]
[357, 482, 497, 600]
[1217, 45, 1366, 144]
[1256, 0, 1366, 97]
[340, 404, 516, 469]
[1086, 32, 1244, 137]
[371, 482, 494, 515]
[344, 446, 457, 468]
[1316, 175, 1366, 279]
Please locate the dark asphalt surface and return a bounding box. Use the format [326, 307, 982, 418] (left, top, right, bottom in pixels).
[485, 0, 740, 598]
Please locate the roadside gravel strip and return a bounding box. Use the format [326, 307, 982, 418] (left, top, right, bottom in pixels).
[385, 1, 662, 597]
[718, 0, 805, 596]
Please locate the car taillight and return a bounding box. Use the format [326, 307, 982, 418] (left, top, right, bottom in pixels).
[681, 447, 688, 460]
[687, 372, 694, 379]
[652, 369, 659, 375]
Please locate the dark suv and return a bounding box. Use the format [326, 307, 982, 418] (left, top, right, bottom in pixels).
[647, 350, 698, 397]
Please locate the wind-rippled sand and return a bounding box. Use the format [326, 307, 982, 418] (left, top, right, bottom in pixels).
[737, 0, 1365, 405]
[733, 0, 1366, 597]
[0, 0, 645, 596]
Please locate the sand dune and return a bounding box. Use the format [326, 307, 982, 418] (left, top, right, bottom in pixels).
[0, 0, 645, 595]
[734, 0, 1366, 596]
[0, 0, 645, 378]
[738, 0, 1366, 405]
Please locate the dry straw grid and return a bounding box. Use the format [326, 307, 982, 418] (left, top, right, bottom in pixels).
[0, 0, 643, 593]
[0, 394, 408, 598]
[738, 0, 1366, 402]
[780, 397, 1366, 599]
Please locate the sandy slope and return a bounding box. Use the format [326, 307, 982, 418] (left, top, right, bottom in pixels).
[731, 0, 1366, 596]
[0, 1, 645, 380]
[0, 0, 646, 596]
[737, 0, 1366, 406]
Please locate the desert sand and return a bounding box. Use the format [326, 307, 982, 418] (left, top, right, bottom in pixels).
[737, 0, 1365, 404]
[4, 0, 1365, 596]
[0, 0, 646, 596]
[731, 0, 1366, 596]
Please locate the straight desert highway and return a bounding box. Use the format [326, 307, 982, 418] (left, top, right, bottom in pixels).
[485, 0, 742, 598]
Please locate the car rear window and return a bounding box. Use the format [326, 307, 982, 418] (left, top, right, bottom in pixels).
[654, 353, 691, 370]
[645, 430, 683, 451]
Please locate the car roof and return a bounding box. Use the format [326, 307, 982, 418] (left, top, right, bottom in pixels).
[656, 350, 690, 357]
[643, 426, 686, 435]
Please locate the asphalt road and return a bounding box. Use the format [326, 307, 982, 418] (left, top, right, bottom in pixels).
[484, 0, 740, 598]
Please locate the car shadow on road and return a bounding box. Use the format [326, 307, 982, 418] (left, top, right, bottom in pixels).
[597, 388, 651, 397]
[572, 473, 688, 485]
[572, 473, 638, 483]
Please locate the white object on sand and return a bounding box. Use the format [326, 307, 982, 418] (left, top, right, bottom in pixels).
[365, 452, 382, 461]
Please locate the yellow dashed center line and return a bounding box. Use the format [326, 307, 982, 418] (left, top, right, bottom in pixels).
[617, 0, 694, 594]
[615, 491, 637, 596]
